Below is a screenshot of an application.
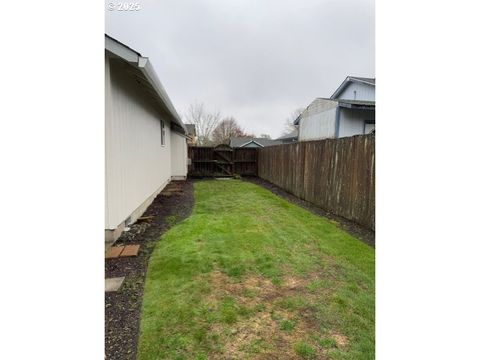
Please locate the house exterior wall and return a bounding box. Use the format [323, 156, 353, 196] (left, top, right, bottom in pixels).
[336, 81, 375, 101]
[170, 131, 188, 179]
[338, 108, 376, 138]
[298, 99, 337, 141]
[364, 123, 375, 134]
[105, 55, 172, 231]
[105, 55, 114, 229]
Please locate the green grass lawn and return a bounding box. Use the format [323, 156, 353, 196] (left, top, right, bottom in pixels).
[137, 180, 374, 360]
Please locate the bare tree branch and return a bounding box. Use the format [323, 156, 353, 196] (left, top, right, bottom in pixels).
[211, 117, 246, 145]
[183, 102, 221, 146]
[282, 108, 304, 135]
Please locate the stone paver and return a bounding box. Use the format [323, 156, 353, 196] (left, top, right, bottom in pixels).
[105, 246, 125, 259]
[105, 277, 125, 292]
[120, 244, 140, 257]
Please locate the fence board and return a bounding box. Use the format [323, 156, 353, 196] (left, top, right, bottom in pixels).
[258, 134, 375, 230]
[188, 146, 258, 177]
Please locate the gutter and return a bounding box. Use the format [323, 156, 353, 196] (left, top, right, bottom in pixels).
[105, 35, 186, 134]
[138, 59, 186, 133]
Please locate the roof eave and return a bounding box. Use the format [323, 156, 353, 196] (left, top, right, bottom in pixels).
[330, 76, 375, 99]
[293, 114, 302, 125]
[338, 103, 375, 110]
[105, 35, 186, 134]
[240, 140, 264, 148]
[351, 77, 375, 86]
[105, 35, 141, 62]
[139, 60, 186, 133]
[330, 77, 350, 99]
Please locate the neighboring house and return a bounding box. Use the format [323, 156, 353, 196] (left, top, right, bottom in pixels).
[230, 137, 279, 148]
[295, 76, 375, 141]
[330, 76, 375, 101]
[275, 128, 298, 144]
[185, 124, 197, 145]
[105, 35, 188, 242]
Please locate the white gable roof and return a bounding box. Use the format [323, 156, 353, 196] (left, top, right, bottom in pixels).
[330, 76, 375, 100]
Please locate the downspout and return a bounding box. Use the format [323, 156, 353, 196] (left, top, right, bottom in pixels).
[334, 105, 340, 138]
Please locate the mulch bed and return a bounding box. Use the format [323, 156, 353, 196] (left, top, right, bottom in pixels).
[246, 177, 375, 247]
[105, 180, 195, 360]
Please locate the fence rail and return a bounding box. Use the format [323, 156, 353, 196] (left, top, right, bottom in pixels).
[257, 134, 375, 230]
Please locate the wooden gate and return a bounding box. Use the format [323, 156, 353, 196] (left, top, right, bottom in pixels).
[188, 145, 257, 177]
[213, 144, 234, 176]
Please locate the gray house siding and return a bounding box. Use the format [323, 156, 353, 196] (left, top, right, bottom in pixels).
[336, 82, 375, 101]
[298, 99, 337, 141]
[298, 100, 375, 141]
[338, 108, 375, 138]
[298, 76, 375, 141]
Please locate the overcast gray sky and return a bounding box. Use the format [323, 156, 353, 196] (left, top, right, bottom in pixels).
[106, 0, 374, 138]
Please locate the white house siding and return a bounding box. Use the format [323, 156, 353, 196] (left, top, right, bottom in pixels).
[299, 99, 337, 141]
[337, 82, 375, 101]
[105, 55, 113, 228]
[105, 57, 172, 230]
[170, 131, 188, 179]
[338, 108, 375, 138]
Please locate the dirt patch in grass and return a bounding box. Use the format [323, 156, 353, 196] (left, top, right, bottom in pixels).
[246, 177, 375, 247]
[205, 271, 279, 307]
[331, 332, 349, 348]
[203, 270, 339, 359]
[105, 180, 195, 360]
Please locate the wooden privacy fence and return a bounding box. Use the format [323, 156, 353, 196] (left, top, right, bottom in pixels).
[258, 134, 375, 230]
[188, 145, 258, 177]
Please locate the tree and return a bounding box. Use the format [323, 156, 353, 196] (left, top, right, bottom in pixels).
[259, 134, 271, 139]
[184, 102, 221, 146]
[282, 108, 304, 135]
[211, 117, 246, 145]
